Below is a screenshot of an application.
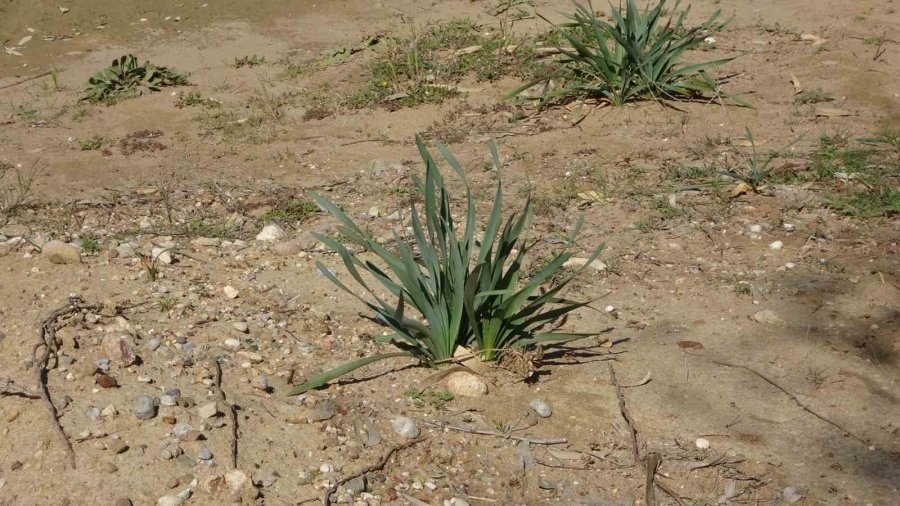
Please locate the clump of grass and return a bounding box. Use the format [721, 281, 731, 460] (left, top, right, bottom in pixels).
[233, 55, 267, 68]
[179, 217, 241, 238]
[287, 137, 604, 394]
[158, 296, 176, 312]
[794, 88, 833, 105]
[512, 0, 745, 107]
[174, 91, 221, 109]
[863, 35, 885, 45]
[261, 199, 319, 223]
[721, 128, 803, 192]
[83, 54, 189, 104]
[0, 161, 40, 225]
[406, 387, 454, 410]
[79, 236, 100, 254]
[79, 136, 104, 151]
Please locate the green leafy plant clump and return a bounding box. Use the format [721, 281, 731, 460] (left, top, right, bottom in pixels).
[513, 0, 745, 107]
[287, 136, 604, 395]
[83, 54, 190, 104]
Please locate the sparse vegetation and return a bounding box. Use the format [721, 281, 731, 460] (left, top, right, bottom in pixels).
[794, 88, 834, 104]
[287, 137, 604, 394]
[0, 161, 40, 225]
[233, 54, 267, 68]
[83, 54, 189, 104]
[406, 387, 454, 410]
[721, 128, 803, 192]
[79, 136, 105, 151]
[174, 91, 221, 109]
[512, 0, 743, 107]
[79, 236, 100, 254]
[260, 199, 319, 223]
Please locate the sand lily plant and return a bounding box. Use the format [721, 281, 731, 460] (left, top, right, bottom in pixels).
[83, 54, 189, 104]
[287, 136, 604, 394]
[513, 0, 744, 107]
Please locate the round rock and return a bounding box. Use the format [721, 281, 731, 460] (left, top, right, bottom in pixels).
[530, 398, 553, 418]
[42, 240, 81, 264]
[445, 371, 487, 397]
[391, 416, 420, 439]
[132, 395, 159, 420]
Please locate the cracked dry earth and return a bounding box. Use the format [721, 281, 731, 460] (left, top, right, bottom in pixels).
[1, 0, 899, 505]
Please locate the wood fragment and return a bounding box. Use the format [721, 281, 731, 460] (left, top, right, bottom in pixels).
[423, 420, 567, 445]
[0, 70, 53, 91]
[31, 297, 101, 470]
[608, 363, 686, 506]
[711, 360, 870, 446]
[645, 452, 661, 506]
[324, 436, 427, 506]
[212, 359, 239, 469]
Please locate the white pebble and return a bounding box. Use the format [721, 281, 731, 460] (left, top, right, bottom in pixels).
[695, 438, 710, 449]
[392, 416, 420, 439]
[530, 399, 553, 418]
[769, 240, 783, 250]
[223, 286, 239, 299]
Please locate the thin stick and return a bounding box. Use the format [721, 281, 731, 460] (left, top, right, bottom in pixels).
[608, 363, 640, 465]
[0, 70, 53, 91]
[608, 363, 686, 506]
[0, 377, 39, 398]
[645, 452, 661, 506]
[212, 360, 239, 469]
[422, 421, 567, 445]
[32, 296, 100, 470]
[324, 436, 427, 506]
[711, 359, 870, 446]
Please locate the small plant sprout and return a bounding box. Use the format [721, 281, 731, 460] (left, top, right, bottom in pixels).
[287, 136, 604, 395]
[721, 128, 803, 192]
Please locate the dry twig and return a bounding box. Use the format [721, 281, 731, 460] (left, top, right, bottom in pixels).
[711, 360, 870, 446]
[608, 363, 686, 506]
[324, 436, 427, 506]
[422, 420, 567, 445]
[32, 296, 100, 470]
[212, 359, 239, 469]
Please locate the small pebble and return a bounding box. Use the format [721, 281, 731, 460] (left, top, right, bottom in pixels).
[391, 416, 420, 439]
[695, 438, 710, 449]
[232, 321, 249, 333]
[223, 286, 239, 299]
[530, 399, 552, 418]
[769, 240, 783, 250]
[197, 448, 213, 460]
[148, 338, 162, 351]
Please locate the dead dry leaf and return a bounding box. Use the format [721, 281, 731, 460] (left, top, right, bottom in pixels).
[454, 45, 483, 56]
[790, 74, 802, 94]
[677, 340, 705, 350]
[622, 370, 652, 388]
[800, 33, 827, 46]
[728, 181, 753, 198]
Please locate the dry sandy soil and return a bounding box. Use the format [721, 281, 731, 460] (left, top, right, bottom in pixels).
[1, 0, 899, 505]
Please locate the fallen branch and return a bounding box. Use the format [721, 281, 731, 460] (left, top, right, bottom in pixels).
[0, 377, 39, 399]
[211, 359, 239, 469]
[711, 360, 870, 446]
[608, 363, 686, 506]
[0, 70, 54, 91]
[32, 296, 101, 470]
[422, 420, 567, 445]
[324, 436, 427, 506]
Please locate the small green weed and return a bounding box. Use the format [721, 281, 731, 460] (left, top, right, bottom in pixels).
[158, 296, 176, 312]
[175, 91, 220, 109]
[261, 199, 319, 223]
[83, 54, 189, 104]
[14, 103, 38, 120]
[795, 88, 833, 104]
[406, 388, 454, 410]
[79, 236, 100, 254]
[863, 35, 884, 45]
[79, 136, 104, 151]
[179, 217, 240, 238]
[233, 55, 267, 68]
[721, 128, 803, 192]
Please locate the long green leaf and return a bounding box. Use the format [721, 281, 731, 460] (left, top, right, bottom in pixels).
[286, 352, 417, 395]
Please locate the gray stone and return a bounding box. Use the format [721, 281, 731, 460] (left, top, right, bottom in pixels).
[344, 475, 367, 494]
[752, 310, 784, 325]
[530, 399, 552, 418]
[147, 338, 162, 351]
[132, 395, 159, 420]
[256, 224, 285, 242]
[273, 241, 301, 256]
[232, 321, 249, 333]
[42, 240, 81, 264]
[392, 416, 419, 439]
[197, 448, 213, 460]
